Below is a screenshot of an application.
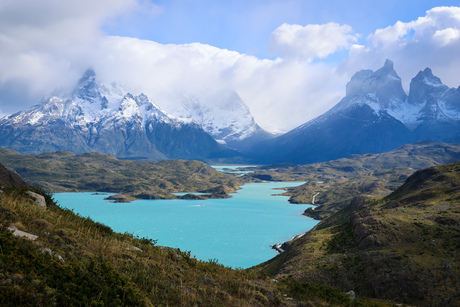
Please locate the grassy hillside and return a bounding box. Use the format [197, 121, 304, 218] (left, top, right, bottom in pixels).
[0, 186, 284, 306]
[245, 140, 460, 220]
[0, 183, 394, 306]
[3, 141, 458, 305]
[259, 161, 460, 306]
[0, 149, 242, 201]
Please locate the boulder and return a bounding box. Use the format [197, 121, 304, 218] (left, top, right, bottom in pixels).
[26, 191, 47, 209]
[126, 246, 143, 252]
[7, 226, 39, 241]
[40, 247, 65, 263]
[346, 290, 356, 299]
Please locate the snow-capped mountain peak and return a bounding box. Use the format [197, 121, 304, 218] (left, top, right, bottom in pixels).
[414, 68, 444, 87]
[158, 90, 272, 151]
[324, 60, 459, 130]
[343, 59, 407, 111]
[408, 68, 449, 106]
[73, 69, 101, 102]
[374, 59, 400, 80]
[248, 59, 460, 165]
[0, 69, 235, 160]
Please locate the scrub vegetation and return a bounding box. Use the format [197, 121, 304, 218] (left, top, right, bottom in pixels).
[0, 186, 390, 306]
[259, 161, 460, 306]
[0, 186, 279, 306]
[2, 140, 459, 305]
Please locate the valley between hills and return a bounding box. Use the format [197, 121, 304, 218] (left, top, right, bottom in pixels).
[1, 140, 460, 306]
[1, 59, 459, 306]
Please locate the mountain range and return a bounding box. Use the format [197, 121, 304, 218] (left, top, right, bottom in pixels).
[0, 69, 237, 160]
[248, 60, 460, 164]
[0, 60, 458, 163]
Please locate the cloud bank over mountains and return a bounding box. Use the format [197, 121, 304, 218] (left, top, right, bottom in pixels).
[344, 6, 460, 91]
[0, 1, 459, 133]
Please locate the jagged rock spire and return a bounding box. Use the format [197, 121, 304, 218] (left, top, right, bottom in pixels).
[73, 68, 101, 102]
[408, 67, 448, 105]
[344, 59, 407, 109]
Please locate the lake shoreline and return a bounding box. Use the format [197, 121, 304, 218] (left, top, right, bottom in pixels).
[54, 182, 318, 268]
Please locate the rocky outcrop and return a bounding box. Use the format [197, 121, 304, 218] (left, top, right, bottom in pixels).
[0, 163, 27, 188]
[26, 191, 47, 209]
[349, 196, 382, 249]
[7, 226, 39, 241]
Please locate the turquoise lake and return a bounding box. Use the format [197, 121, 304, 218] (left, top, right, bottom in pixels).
[54, 181, 318, 268]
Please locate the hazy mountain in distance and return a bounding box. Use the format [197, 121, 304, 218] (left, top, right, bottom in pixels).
[159, 90, 274, 153]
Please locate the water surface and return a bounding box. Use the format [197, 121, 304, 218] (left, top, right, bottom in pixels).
[54, 182, 317, 268]
[211, 165, 256, 176]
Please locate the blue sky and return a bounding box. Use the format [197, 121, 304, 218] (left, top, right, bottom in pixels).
[102, 0, 458, 59]
[0, 0, 459, 132]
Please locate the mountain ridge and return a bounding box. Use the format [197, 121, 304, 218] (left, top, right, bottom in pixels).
[0, 148, 243, 201]
[0, 69, 237, 161]
[248, 59, 460, 164]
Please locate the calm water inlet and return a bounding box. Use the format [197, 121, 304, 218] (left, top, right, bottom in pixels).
[54, 182, 318, 268]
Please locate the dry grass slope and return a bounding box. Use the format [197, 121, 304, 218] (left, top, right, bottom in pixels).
[259, 161, 460, 306]
[0, 166, 394, 306]
[0, 187, 284, 306]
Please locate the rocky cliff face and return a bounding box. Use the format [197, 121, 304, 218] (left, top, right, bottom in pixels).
[409, 68, 460, 142]
[0, 162, 27, 188]
[249, 60, 460, 164]
[349, 196, 382, 249]
[344, 59, 407, 110]
[0, 70, 236, 160]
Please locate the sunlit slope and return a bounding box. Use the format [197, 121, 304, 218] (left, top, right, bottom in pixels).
[259, 161, 460, 306]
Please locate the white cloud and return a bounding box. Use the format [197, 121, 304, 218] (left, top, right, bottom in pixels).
[0, 0, 349, 132]
[0, 0, 137, 48]
[0, 0, 139, 115]
[85, 37, 345, 133]
[269, 22, 358, 60]
[344, 6, 460, 90]
[0, 2, 459, 134]
[432, 28, 460, 46]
